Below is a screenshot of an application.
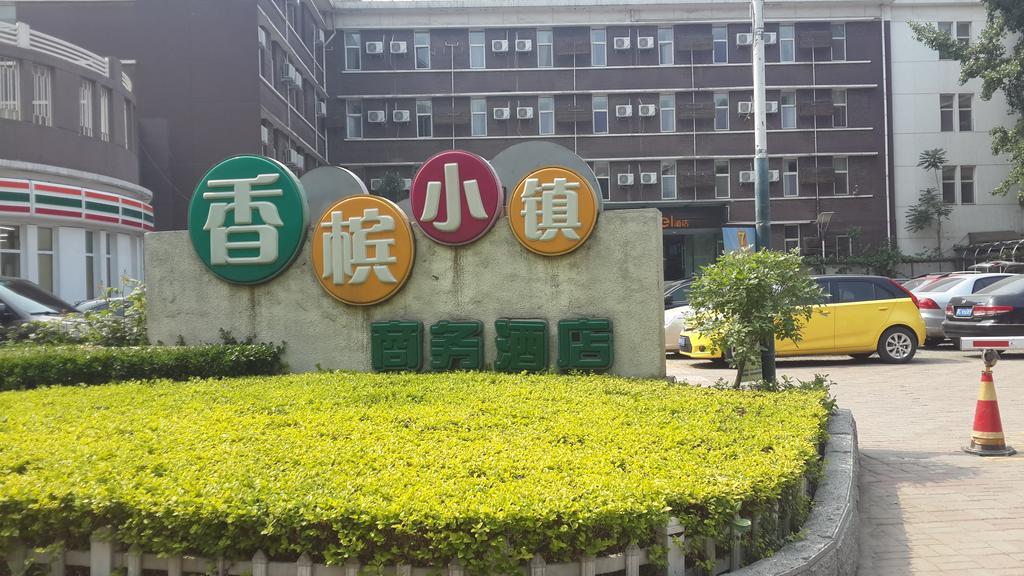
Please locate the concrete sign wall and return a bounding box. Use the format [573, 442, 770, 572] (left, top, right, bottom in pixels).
[146, 209, 666, 378]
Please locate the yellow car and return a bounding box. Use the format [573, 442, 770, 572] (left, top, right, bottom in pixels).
[678, 275, 927, 364]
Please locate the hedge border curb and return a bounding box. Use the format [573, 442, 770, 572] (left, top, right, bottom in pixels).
[731, 408, 859, 576]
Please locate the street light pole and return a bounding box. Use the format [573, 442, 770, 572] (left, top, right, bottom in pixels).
[752, 0, 777, 381]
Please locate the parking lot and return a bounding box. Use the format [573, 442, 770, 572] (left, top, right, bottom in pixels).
[669, 346, 1024, 575]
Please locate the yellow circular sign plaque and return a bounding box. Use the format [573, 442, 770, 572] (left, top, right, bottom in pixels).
[508, 166, 599, 256]
[311, 195, 414, 306]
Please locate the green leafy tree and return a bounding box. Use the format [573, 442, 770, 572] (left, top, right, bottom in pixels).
[912, 2, 1024, 199]
[377, 170, 406, 202]
[688, 249, 824, 388]
[905, 149, 953, 255]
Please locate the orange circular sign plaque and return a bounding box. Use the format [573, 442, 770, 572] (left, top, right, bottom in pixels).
[311, 195, 414, 306]
[508, 166, 599, 256]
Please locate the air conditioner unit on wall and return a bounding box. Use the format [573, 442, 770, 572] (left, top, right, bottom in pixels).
[617, 173, 634, 186]
[260, 125, 269, 145]
[515, 39, 532, 53]
[765, 101, 779, 113]
[763, 32, 778, 45]
[640, 172, 658, 184]
[402, 178, 412, 190]
[492, 39, 509, 53]
[613, 37, 631, 50]
[769, 170, 780, 182]
[390, 41, 407, 54]
[637, 36, 655, 50]
[517, 106, 534, 119]
[736, 33, 753, 46]
[493, 107, 511, 120]
[393, 109, 411, 122]
[615, 104, 633, 118]
[370, 178, 383, 191]
[281, 63, 297, 86]
[739, 171, 755, 183]
[367, 110, 386, 123]
[737, 101, 753, 114]
[316, 101, 327, 117]
[365, 41, 384, 55]
[638, 104, 656, 117]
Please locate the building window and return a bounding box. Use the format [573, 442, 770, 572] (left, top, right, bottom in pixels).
[123, 100, 134, 149]
[780, 24, 795, 63]
[0, 224, 20, 277]
[99, 87, 112, 142]
[592, 95, 608, 134]
[956, 22, 971, 49]
[784, 225, 800, 252]
[714, 93, 729, 131]
[658, 27, 674, 65]
[834, 157, 849, 195]
[832, 89, 847, 127]
[961, 165, 975, 204]
[661, 160, 677, 200]
[538, 96, 554, 135]
[659, 93, 675, 132]
[258, 27, 268, 78]
[781, 92, 796, 129]
[591, 28, 607, 67]
[469, 30, 486, 69]
[783, 158, 798, 197]
[346, 100, 362, 139]
[957, 93, 973, 131]
[942, 165, 957, 203]
[37, 227, 54, 293]
[0, 59, 18, 121]
[714, 159, 730, 198]
[415, 31, 430, 69]
[712, 25, 728, 63]
[835, 234, 852, 257]
[85, 230, 96, 299]
[538, 29, 553, 68]
[80, 80, 94, 137]
[593, 161, 610, 200]
[344, 31, 361, 70]
[104, 233, 115, 289]
[416, 99, 432, 137]
[940, 93, 954, 131]
[32, 65, 51, 126]
[940, 93, 972, 132]
[938, 22, 970, 60]
[471, 97, 487, 136]
[831, 23, 846, 61]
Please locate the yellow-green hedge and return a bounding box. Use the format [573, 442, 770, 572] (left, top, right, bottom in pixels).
[0, 372, 828, 573]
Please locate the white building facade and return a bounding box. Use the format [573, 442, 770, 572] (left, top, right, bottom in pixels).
[889, 0, 1021, 257]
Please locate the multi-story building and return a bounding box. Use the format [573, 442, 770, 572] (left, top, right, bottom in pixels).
[889, 0, 1021, 259]
[0, 18, 151, 303]
[14, 0, 332, 231]
[327, 0, 894, 280]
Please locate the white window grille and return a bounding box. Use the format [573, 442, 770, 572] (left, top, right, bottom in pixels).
[32, 65, 51, 126]
[99, 87, 111, 142]
[0, 59, 19, 121]
[80, 80, 94, 137]
[471, 97, 487, 136]
[537, 30, 553, 68]
[538, 96, 554, 135]
[660, 93, 675, 133]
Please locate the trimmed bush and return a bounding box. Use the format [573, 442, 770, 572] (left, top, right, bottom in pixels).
[0, 372, 828, 573]
[0, 344, 284, 390]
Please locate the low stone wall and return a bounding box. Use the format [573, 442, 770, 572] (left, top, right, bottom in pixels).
[730, 409, 859, 576]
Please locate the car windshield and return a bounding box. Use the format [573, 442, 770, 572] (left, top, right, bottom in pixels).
[977, 274, 1024, 295]
[0, 279, 77, 315]
[665, 281, 692, 306]
[918, 276, 964, 293]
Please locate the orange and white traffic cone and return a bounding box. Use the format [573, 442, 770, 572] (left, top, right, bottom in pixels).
[964, 368, 1016, 456]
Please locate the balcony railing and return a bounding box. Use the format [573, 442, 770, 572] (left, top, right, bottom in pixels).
[0, 21, 132, 92]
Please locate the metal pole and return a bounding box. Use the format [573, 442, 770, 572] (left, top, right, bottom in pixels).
[752, 0, 776, 381]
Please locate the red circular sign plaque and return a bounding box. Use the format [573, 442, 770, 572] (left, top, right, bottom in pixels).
[410, 150, 503, 246]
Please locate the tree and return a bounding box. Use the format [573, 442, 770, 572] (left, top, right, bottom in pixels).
[688, 249, 824, 388]
[905, 148, 953, 255]
[377, 170, 406, 202]
[912, 2, 1024, 199]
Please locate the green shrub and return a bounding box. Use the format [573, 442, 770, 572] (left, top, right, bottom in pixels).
[0, 372, 828, 573]
[0, 344, 285, 390]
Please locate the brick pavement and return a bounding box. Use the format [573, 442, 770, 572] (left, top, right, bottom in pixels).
[667, 347, 1024, 575]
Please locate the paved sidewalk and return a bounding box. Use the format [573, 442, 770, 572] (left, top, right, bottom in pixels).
[667, 347, 1024, 575]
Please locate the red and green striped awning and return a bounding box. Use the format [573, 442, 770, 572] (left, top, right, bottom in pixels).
[0, 178, 153, 231]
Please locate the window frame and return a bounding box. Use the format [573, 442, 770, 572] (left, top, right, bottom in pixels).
[714, 92, 729, 131]
[79, 79, 94, 138]
[831, 23, 846, 61]
[591, 28, 607, 67]
[36, 226, 55, 293]
[344, 31, 361, 71]
[658, 27, 674, 65]
[714, 159, 730, 199]
[835, 234, 852, 258]
[537, 29, 553, 68]
[415, 30, 431, 69]
[31, 64, 51, 126]
[784, 224, 800, 252]
[469, 30, 486, 69]
[833, 156, 849, 196]
[661, 160, 677, 200]
[592, 95, 608, 134]
[659, 93, 675, 133]
[538, 96, 555, 135]
[832, 88, 847, 128]
[470, 97, 487, 137]
[0, 223, 23, 278]
[779, 24, 795, 63]
[783, 158, 799, 197]
[416, 99, 433, 138]
[0, 58, 18, 121]
[593, 160, 610, 200]
[941, 165, 957, 204]
[345, 99, 363, 139]
[99, 86, 112, 143]
[781, 91, 797, 129]
[712, 25, 728, 63]
[960, 165, 975, 205]
[958, 93, 973, 131]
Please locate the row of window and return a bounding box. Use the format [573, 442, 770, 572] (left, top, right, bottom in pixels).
[0, 224, 122, 298]
[0, 59, 134, 148]
[342, 23, 849, 71]
[260, 121, 318, 174]
[259, 27, 327, 129]
[344, 90, 851, 139]
[782, 226, 854, 256]
[269, 0, 324, 60]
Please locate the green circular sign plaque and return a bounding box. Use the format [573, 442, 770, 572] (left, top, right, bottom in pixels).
[188, 155, 309, 285]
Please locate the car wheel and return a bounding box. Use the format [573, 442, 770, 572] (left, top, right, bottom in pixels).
[924, 337, 943, 348]
[877, 327, 917, 364]
[850, 353, 873, 361]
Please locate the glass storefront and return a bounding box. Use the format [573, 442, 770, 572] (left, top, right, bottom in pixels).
[663, 230, 721, 280]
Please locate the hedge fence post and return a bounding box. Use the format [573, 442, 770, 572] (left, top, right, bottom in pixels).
[529, 553, 545, 576]
[167, 555, 182, 576]
[662, 516, 685, 576]
[297, 553, 312, 576]
[127, 546, 142, 576]
[4, 540, 26, 576]
[625, 543, 640, 576]
[90, 528, 115, 576]
[580, 555, 595, 576]
[252, 551, 268, 576]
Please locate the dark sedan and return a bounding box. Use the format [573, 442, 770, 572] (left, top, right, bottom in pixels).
[942, 275, 1024, 342]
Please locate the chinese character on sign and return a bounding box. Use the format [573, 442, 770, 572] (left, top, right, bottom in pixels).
[430, 320, 484, 370]
[312, 195, 414, 306]
[495, 319, 549, 373]
[557, 318, 614, 372]
[371, 320, 423, 371]
[410, 150, 503, 245]
[509, 166, 599, 256]
[188, 155, 308, 285]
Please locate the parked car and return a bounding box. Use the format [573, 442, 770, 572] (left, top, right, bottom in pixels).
[914, 273, 1015, 345]
[677, 275, 926, 364]
[664, 279, 693, 352]
[902, 273, 950, 292]
[967, 261, 1024, 274]
[942, 275, 1024, 344]
[0, 277, 78, 328]
[76, 296, 127, 316]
